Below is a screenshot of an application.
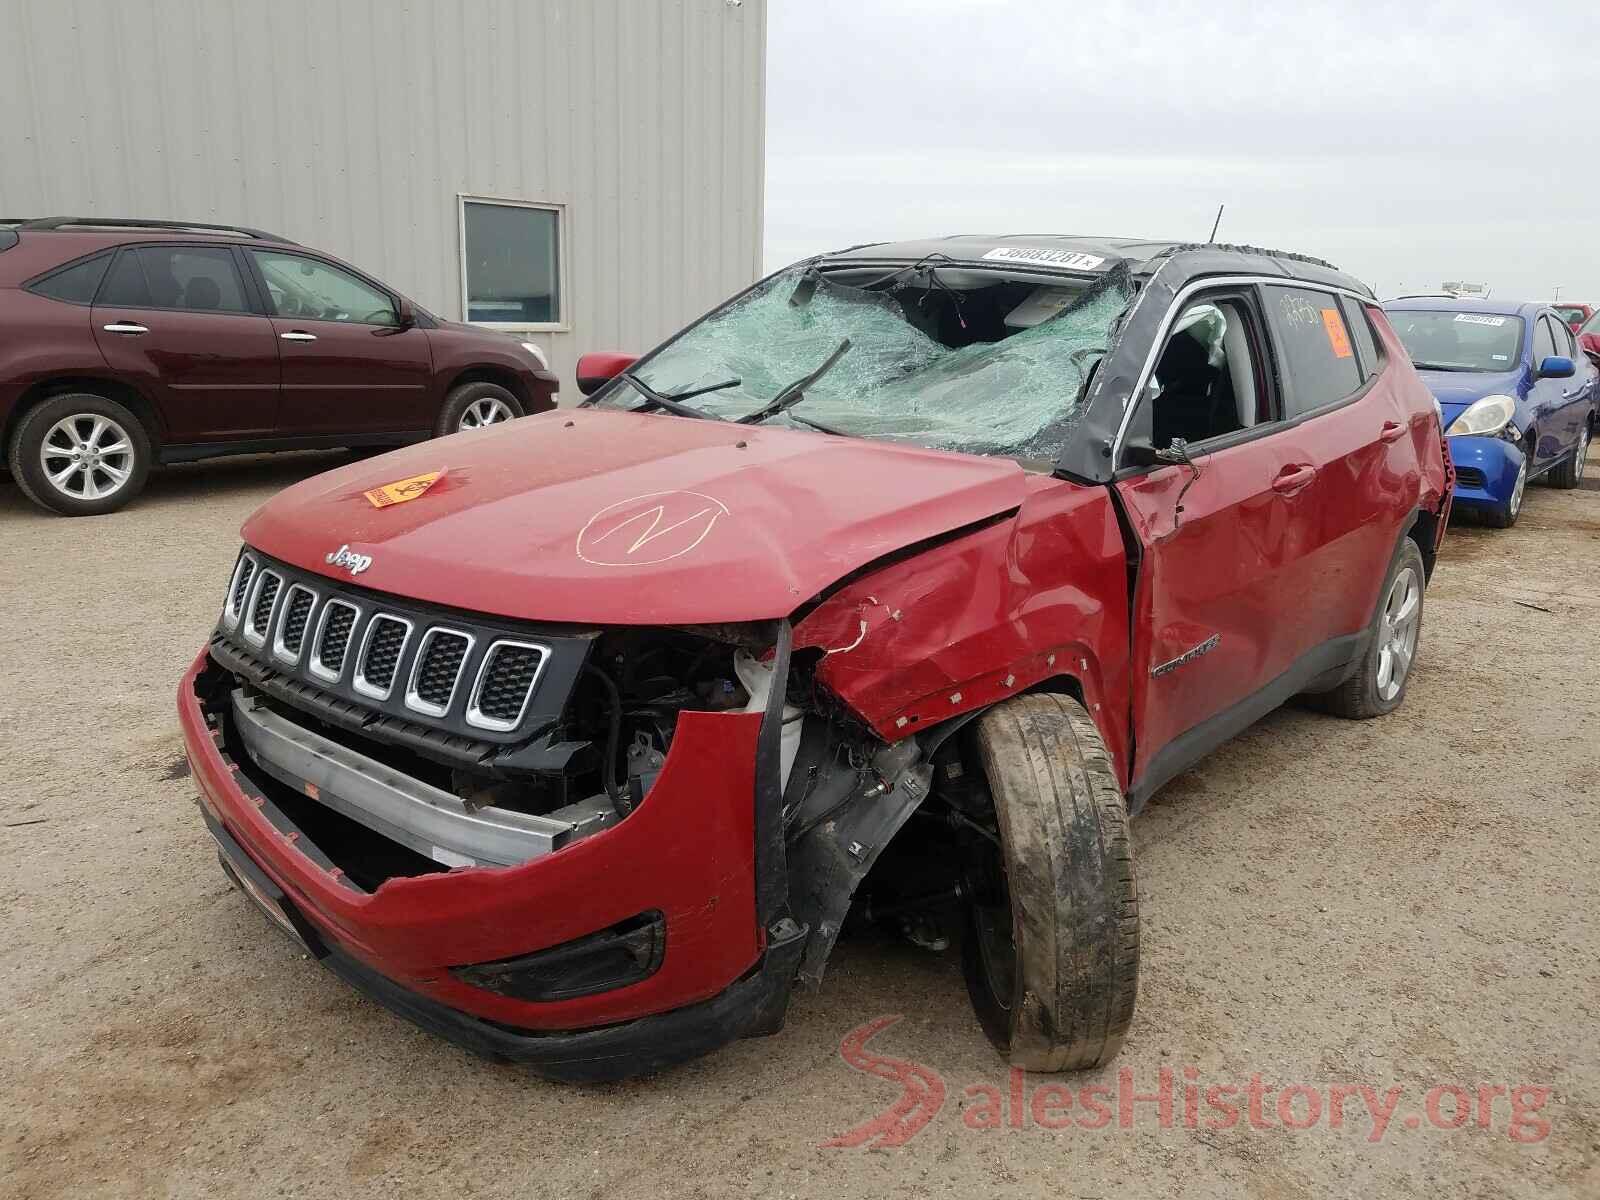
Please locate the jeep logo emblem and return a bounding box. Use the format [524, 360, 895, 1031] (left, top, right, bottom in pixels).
[325, 544, 373, 576]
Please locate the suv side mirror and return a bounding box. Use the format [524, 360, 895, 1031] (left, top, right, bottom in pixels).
[1536, 355, 1575, 380]
[396, 296, 416, 329]
[576, 351, 638, 397]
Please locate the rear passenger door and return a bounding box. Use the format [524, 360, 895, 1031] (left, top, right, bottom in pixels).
[91, 243, 280, 441]
[1257, 286, 1410, 659]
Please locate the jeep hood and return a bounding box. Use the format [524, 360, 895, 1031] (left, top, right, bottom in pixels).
[242, 409, 1027, 625]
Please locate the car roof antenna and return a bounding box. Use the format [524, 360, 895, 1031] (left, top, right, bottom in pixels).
[1207, 204, 1225, 244]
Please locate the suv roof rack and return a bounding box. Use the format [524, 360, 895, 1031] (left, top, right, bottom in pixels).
[15, 216, 293, 243]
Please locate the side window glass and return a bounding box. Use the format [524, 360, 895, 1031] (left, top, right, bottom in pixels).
[1549, 318, 1576, 358]
[1264, 286, 1365, 417]
[150, 247, 250, 312]
[27, 254, 111, 304]
[249, 251, 397, 326]
[97, 246, 250, 312]
[1339, 295, 1381, 378]
[1143, 298, 1268, 451]
[98, 250, 154, 307]
[1533, 317, 1558, 364]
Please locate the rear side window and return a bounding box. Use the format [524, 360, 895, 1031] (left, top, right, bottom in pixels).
[1339, 296, 1382, 377]
[98, 245, 252, 313]
[26, 254, 111, 304]
[1264, 286, 1365, 416]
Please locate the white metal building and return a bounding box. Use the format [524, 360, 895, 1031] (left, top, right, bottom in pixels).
[0, 0, 767, 393]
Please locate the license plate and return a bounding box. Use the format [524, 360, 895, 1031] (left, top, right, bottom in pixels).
[219, 844, 307, 949]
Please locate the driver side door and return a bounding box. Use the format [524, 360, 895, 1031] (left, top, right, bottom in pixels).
[244, 249, 433, 436]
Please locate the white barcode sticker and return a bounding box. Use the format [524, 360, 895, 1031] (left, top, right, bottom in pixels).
[1453, 313, 1507, 327]
[982, 246, 1107, 270]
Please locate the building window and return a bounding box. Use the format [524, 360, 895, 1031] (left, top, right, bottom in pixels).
[459, 196, 564, 329]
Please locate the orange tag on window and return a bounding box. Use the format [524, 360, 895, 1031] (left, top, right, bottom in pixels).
[364, 470, 443, 508]
[1321, 308, 1354, 358]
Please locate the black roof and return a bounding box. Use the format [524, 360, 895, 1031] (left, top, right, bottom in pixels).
[824, 233, 1369, 297]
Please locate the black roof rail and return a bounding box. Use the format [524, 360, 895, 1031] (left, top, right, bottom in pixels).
[16, 216, 294, 243]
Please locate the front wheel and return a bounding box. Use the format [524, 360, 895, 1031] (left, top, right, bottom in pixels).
[1547, 422, 1590, 490]
[961, 693, 1139, 1071]
[1481, 443, 1530, 528]
[433, 381, 524, 437]
[7, 393, 152, 516]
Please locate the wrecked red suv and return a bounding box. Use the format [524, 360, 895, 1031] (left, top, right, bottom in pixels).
[180, 236, 1451, 1081]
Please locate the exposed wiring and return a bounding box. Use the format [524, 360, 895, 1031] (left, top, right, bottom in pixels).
[582, 664, 629, 819]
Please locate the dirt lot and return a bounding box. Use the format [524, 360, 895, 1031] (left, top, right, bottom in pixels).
[2, 450, 1598, 1199]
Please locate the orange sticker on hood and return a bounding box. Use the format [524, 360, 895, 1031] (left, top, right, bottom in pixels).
[364, 470, 444, 508]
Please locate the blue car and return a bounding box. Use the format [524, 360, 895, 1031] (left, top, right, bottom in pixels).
[1384, 298, 1597, 527]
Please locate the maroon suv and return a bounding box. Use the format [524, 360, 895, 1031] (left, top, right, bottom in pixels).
[0, 218, 558, 516]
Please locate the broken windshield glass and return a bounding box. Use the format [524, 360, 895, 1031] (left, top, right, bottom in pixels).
[592, 262, 1135, 461]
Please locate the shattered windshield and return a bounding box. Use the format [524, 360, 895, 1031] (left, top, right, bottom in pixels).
[590, 262, 1135, 461]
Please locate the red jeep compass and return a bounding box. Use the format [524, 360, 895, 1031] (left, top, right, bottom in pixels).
[0, 218, 557, 516]
[179, 236, 1451, 1081]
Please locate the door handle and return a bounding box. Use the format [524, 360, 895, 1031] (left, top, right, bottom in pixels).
[280, 331, 317, 342]
[1379, 420, 1407, 443]
[102, 322, 148, 335]
[1271, 464, 1316, 493]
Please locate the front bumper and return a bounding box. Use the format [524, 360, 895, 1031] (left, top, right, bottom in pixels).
[203, 805, 802, 1081]
[180, 650, 791, 1080]
[1445, 433, 1522, 508]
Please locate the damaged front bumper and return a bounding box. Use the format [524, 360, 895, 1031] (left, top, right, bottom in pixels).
[179, 650, 800, 1082]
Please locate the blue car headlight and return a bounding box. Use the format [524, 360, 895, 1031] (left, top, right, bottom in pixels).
[1446, 394, 1515, 437]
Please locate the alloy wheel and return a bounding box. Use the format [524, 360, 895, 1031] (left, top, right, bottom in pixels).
[457, 397, 514, 430]
[39, 413, 136, 502]
[1509, 453, 1528, 516]
[1375, 565, 1421, 702]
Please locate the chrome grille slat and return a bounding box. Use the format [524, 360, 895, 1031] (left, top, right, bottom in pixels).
[354, 614, 413, 700]
[224, 554, 257, 627]
[404, 628, 474, 717]
[272, 585, 317, 664]
[309, 599, 361, 682]
[466, 640, 550, 732]
[244, 570, 282, 645]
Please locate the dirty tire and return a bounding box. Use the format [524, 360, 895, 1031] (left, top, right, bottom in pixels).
[962, 693, 1138, 1072]
[1314, 538, 1426, 719]
[433, 381, 523, 437]
[1547, 423, 1588, 490]
[7, 392, 152, 517]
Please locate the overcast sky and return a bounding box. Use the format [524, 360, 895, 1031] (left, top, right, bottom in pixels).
[764, 0, 1600, 302]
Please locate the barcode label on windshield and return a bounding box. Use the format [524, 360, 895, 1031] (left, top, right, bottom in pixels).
[982, 247, 1108, 271]
[1453, 314, 1507, 327]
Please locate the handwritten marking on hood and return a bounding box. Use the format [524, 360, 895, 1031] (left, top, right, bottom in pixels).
[577, 490, 732, 567]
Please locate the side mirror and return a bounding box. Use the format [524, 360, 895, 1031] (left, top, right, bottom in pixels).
[396, 296, 416, 329]
[1536, 355, 1575, 380]
[576, 351, 638, 397]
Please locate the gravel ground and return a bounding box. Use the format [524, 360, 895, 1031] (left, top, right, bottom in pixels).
[2, 449, 1597, 1200]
